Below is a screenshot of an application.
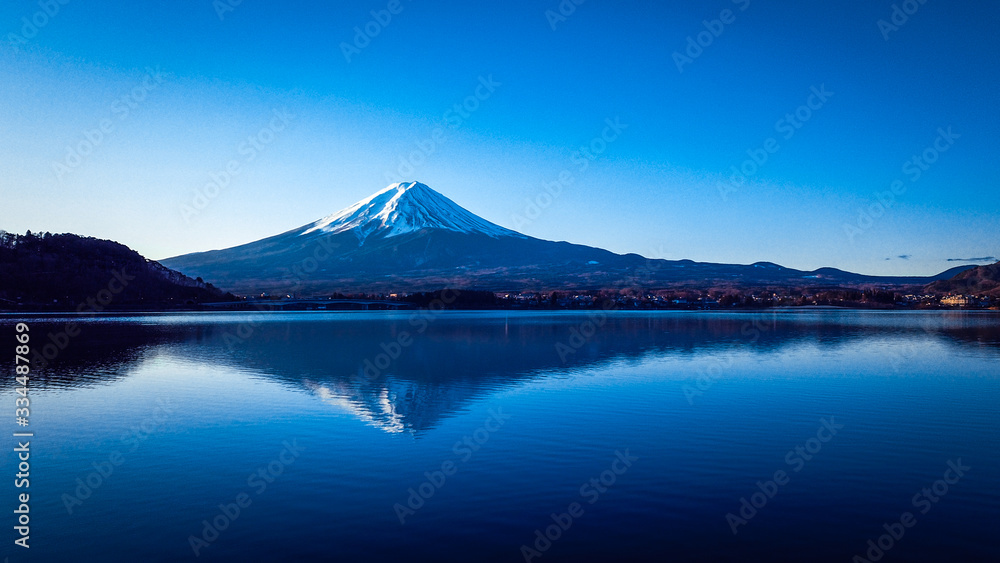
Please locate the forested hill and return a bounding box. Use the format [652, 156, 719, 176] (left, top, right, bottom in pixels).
[0, 231, 232, 311]
[926, 261, 1000, 297]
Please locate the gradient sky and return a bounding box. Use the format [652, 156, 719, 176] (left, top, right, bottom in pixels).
[1, 0, 997, 275]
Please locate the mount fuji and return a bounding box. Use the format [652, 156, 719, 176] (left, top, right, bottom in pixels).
[161, 181, 969, 295]
[301, 181, 524, 244]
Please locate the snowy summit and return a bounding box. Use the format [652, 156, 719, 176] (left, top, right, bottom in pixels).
[301, 181, 525, 244]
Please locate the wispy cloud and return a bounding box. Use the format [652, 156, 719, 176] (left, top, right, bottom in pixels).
[884, 254, 912, 261]
[946, 256, 996, 262]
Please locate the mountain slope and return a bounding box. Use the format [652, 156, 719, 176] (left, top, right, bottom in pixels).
[0, 231, 231, 310]
[161, 182, 975, 295]
[926, 261, 1000, 296]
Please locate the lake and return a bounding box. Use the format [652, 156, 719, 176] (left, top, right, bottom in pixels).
[3, 310, 998, 562]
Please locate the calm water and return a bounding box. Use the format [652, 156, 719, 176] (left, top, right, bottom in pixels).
[2, 310, 998, 562]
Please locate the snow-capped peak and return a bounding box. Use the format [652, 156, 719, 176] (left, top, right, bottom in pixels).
[301, 181, 525, 243]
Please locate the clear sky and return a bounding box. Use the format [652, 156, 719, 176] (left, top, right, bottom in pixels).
[1, 0, 997, 275]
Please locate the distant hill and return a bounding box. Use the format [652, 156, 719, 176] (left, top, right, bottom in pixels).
[0, 231, 232, 311]
[926, 261, 1000, 296]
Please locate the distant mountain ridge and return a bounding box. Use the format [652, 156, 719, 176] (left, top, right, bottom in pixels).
[160, 181, 976, 295]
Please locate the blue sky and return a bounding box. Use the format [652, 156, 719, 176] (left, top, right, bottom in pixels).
[1, 0, 997, 275]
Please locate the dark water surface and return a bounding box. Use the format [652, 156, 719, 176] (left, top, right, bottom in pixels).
[2, 310, 998, 562]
